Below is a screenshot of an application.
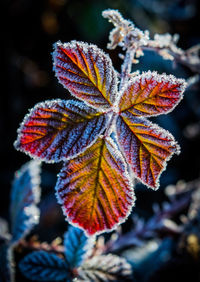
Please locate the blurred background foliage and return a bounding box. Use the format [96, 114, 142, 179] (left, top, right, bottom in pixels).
[1, 0, 200, 281]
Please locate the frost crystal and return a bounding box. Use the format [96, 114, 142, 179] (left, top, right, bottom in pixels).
[53, 41, 118, 109]
[102, 9, 149, 50]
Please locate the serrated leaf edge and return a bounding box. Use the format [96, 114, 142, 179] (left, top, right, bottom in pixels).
[14, 99, 109, 164]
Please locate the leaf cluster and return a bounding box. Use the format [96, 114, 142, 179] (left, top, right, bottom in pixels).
[14, 10, 186, 236]
[0, 162, 132, 281]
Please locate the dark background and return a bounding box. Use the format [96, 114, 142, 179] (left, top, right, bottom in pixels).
[1, 0, 200, 253]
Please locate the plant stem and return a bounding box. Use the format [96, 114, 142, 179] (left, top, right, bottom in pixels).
[142, 45, 200, 74]
[104, 112, 117, 138]
[119, 48, 135, 91]
[104, 48, 135, 138]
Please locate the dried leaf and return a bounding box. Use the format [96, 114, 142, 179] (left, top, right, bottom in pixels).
[119, 72, 186, 117]
[116, 112, 179, 189]
[56, 137, 134, 235]
[15, 100, 108, 162]
[53, 41, 118, 110]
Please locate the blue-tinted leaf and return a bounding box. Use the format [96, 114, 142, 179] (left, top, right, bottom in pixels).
[0, 244, 14, 282]
[19, 251, 69, 281]
[10, 160, 41, 244]
[64, 226, 94, 268]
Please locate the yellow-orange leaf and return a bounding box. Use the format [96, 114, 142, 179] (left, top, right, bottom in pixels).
[118, 72, 186, 116]
[56, 137, 134, 235]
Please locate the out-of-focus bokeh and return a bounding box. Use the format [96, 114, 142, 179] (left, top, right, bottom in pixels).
[1, 0, 200, 280]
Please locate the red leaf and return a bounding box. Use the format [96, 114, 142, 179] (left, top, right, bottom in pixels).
[118, 71, 186, 116]
[53, 41, 118, 110]
[14, 100, 108, 162]
[56, 137, 135, 235]
[116, 112, 180, 189]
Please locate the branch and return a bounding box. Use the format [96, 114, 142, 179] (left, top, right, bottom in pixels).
[143, 44, 200, 74]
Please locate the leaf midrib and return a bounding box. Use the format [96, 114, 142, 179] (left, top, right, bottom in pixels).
[60, 46, 112, 107]
[89, 139, 105, 222]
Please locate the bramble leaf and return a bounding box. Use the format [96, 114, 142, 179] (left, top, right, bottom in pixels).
[56, 137, 134, 236]
[116, 112, 179, 189]
[19, 251, 69, 281]
[10, 160, 41, 244]
[53, 41, 118, 110]
[76, 254, 132, 281]
[118, 72, 186, 117]
[64, 226, 94, 268]
[14, 100, 108, 162]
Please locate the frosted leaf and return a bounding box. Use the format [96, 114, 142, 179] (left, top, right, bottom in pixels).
[19, 251, 69, 281]
[10, 160, 41, 244]
[14, 99, 108, 163]
[118, 71, 187, 117]
[64, 226, 94, 268]
[116, 113, 180, 189]
[55, 137, 135, 236]
[53, 41, 118, 110]
[76, 254, 132, 281]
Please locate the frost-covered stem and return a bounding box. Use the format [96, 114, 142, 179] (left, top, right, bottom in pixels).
[142, 45, 200, 74]
[119, 48, 135, 91]
[104, 112, 117, 138]
[104, 48, 135, 138]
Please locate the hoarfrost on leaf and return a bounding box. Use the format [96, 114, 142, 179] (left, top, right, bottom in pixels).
[10, 160, 41, 244]
[76, 254, 132, 281]
[14, 9, 188, 236]
[55, 137, 135, 236]
[64, 226, 94, 268]
[14, 99, 108, 163]
[53, 41, 118, 110]
[19, 251, 69, 281]
[116, 114, 180, 189]
[118, 71, 187, 117]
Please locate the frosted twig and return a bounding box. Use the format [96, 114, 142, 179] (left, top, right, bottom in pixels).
[103, 9, 200, 73]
